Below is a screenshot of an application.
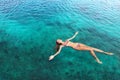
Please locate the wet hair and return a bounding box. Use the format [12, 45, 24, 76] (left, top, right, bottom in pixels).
[55, 41, 62, 52]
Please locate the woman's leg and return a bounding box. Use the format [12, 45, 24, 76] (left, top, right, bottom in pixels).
[92, 48, 113, 55]
[90, 50, 102, 64]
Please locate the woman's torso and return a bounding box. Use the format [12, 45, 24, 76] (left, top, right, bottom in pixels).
[63, 40, 78, 48]
[63, 40, 90, 50]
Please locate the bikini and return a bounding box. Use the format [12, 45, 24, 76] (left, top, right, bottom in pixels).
[76, 43, 81, 47]
[63, 40, 82, 48]
[63, 40, 69, 46]
[73, 43, 82, 49]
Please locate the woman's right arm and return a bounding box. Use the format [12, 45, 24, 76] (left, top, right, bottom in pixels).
[49, 45, 63, 60]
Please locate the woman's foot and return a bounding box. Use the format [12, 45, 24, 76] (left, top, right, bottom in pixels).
[96, 59, 102, 64]
[105, 52, 114, 55]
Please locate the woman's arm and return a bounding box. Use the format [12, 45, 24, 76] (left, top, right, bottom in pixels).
[49, 45, 63, 60]
[67, 31, 78, 41]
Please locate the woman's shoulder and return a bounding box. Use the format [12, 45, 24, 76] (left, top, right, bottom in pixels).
[65, 40, 70, 43]
[66, 39, 70, 42]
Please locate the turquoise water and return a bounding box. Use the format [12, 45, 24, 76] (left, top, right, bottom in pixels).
[0, 0, 120, 80]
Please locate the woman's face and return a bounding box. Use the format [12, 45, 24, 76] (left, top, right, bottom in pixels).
[57, 39, 63, 44]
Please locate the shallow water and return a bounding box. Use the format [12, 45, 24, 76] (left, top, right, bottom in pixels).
[0, 0, 120, 80]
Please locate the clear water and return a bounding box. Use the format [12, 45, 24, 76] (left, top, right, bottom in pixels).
[0, 0, 120, 80]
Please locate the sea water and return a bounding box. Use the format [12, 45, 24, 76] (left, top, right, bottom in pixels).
[0, 0, 120, 80]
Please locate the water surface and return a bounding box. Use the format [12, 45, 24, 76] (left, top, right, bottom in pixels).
[0, 0, 120, 80]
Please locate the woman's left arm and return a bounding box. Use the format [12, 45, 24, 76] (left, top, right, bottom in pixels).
[67, 31, 78, 41]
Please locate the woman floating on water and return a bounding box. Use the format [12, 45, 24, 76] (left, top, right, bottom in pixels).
[49, 32, 113, 64]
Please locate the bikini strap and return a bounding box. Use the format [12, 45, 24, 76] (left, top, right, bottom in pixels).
[63, 40, 69, 46]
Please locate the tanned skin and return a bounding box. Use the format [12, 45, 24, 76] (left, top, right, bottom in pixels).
[49, 32, 113, 64]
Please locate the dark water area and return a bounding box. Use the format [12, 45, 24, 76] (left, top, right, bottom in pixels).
[0, 0, 120, 80]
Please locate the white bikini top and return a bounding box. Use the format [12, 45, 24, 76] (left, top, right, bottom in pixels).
[63, 40, 70, 46]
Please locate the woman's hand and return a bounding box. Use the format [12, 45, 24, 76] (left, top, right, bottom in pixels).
[75, 31, 79, 35]
[49, 55, 55, 61]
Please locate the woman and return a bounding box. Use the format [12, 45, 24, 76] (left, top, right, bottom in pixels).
[49, 32, 113, 64]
